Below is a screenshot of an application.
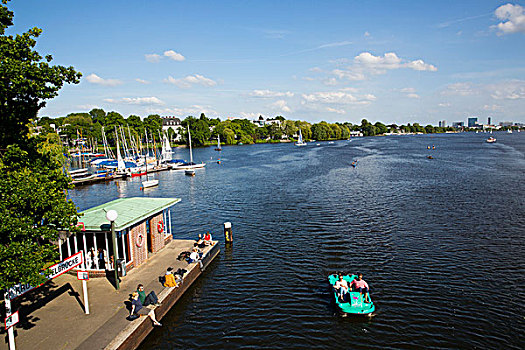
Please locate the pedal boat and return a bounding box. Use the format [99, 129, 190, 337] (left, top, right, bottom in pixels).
[328, 274, 375, 316]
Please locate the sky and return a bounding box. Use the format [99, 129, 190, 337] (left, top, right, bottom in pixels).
[7, 0, 525, 125]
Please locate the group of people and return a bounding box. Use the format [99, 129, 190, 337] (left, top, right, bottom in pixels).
[333, 273, 370, 303]
[86, 247, 113, 270]
[129, 284, 162, 326]
[127, 233, 214, 325]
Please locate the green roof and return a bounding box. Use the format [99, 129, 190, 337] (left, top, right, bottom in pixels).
[78, 197, 181, 231]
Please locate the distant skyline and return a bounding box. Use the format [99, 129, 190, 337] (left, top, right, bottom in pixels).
[8, 0, 525, 125]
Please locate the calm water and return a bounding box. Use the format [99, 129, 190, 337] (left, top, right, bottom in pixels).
[70, 133, 525, 349]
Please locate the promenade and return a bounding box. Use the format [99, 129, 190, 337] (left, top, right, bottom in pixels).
[1, 239, 219, 350]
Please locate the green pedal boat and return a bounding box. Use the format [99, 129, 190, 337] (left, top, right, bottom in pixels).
[328, 274, 375, 316]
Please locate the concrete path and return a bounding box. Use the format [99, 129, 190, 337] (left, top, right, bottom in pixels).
[1, 239, 208, 350]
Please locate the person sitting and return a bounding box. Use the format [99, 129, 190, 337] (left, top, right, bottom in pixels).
[187, 247, 201, 264]
[137, 284, 160, 306]
[163, 267, 178, 288]
[349, 273, 370, 303]
[130, 292, 162, 326]
[197, 232, 213, 246]
[334, 274, 349, 302]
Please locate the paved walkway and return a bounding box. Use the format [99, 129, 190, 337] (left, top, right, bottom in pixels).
[1, 239, 206, 350]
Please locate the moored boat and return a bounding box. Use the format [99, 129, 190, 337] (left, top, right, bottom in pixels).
[486, 137, 496, 143]
[328, 274, 375, 316]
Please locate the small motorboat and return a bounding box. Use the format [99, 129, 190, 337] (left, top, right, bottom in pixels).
[486, 137, 497, 143]
[427, 155, 433, 159]
[328, 274, 375, 316]
[141, 178, 159, 189]
[351, 160, 358, 168]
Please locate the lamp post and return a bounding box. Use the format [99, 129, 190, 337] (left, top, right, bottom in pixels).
[105, 209, 119, 290]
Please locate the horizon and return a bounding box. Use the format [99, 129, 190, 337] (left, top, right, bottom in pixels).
[7, 0, 525, 125]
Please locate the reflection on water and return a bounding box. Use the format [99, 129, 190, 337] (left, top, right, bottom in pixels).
[69, 133, 525, 349]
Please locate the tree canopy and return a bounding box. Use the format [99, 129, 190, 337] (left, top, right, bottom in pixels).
[0, 0, 81, 290]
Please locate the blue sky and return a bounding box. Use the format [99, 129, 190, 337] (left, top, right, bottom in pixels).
[8, 0, 525, 125]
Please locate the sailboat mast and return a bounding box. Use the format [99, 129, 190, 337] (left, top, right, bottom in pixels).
[188, 125, 193, 163]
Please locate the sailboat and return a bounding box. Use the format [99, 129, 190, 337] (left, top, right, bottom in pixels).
[214, 134, 222, 151]
[295, 129, 307, 146]
[173, 125, 205, 173]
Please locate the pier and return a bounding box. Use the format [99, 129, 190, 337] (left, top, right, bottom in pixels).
[0, 239, 220, 350]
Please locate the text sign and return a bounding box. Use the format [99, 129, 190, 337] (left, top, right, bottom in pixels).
[5, 251, 83, 300]
[77, 271, 89, 281]
[5, 311, 19, 330]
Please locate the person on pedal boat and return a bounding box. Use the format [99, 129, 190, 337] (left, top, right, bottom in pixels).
[349, 273, 370, 303]
[334, 274, 349, 301]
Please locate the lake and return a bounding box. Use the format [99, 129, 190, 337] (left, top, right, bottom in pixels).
[69, 132, 525, 349]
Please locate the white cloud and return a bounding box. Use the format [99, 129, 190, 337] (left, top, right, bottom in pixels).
[331, 69, 365, 81]
[240, 112, 265, 119]
[483, 104, 502, 111]
[438, 102, 451, 107]
[121, 97, 164, 105]
[488, 80, 525, 100]
[354, 52, 437, 72]
[164, 74, 217, 88]
[145, 54, 161, 63]
[136, 78, 150, 84]
[405, 59, 438, 71]
[249, 89, 294, 98]
[301, 91, 375, 105]
[149, 105, 219, 117]
[364, 31, 371, 37]
[103, 97, 164, 105]
[399, 87, 420, 98]
[493, 4, 525, 35]
[441, 82, 477, 96]
[326, 107, 346, 114]
[271, 100, 291, 112]
[85, 74, 122, 86]
[164, 50, 185, 61]
[323, 77, 338, 86]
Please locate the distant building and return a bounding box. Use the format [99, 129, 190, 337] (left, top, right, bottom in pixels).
[468, 117, 478, 128]
[452, 122, 464, 128]
[438, 120, 447, 128]
[252, 116, 282, 127]
[499, 121, 513, 127]
[487, 117, 491, 125]
[162, 117, 183, 141]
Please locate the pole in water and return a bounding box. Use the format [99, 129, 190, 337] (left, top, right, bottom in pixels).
[223, 222, 233, 243]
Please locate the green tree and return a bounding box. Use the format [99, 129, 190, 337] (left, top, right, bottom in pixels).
[282, 120, 298, 139]
[374, 122, 387, 135]
[329, 123, 342, 139]
[311, 122, 332, 140]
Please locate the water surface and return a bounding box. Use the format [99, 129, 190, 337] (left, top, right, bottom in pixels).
[70, 132, 525, 349]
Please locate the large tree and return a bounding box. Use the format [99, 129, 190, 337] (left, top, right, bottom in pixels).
[0, 1, 81, 290]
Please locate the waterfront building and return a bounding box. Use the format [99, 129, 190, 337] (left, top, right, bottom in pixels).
[452, 121, 464, 128]
[468, 117, 478, 128]
[499, 121, 513, 127]
[60, 197, 180, 277]
[162, 117, 183, 141]
[488, 117, 491, 125]
[438, 120, 447, 128]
